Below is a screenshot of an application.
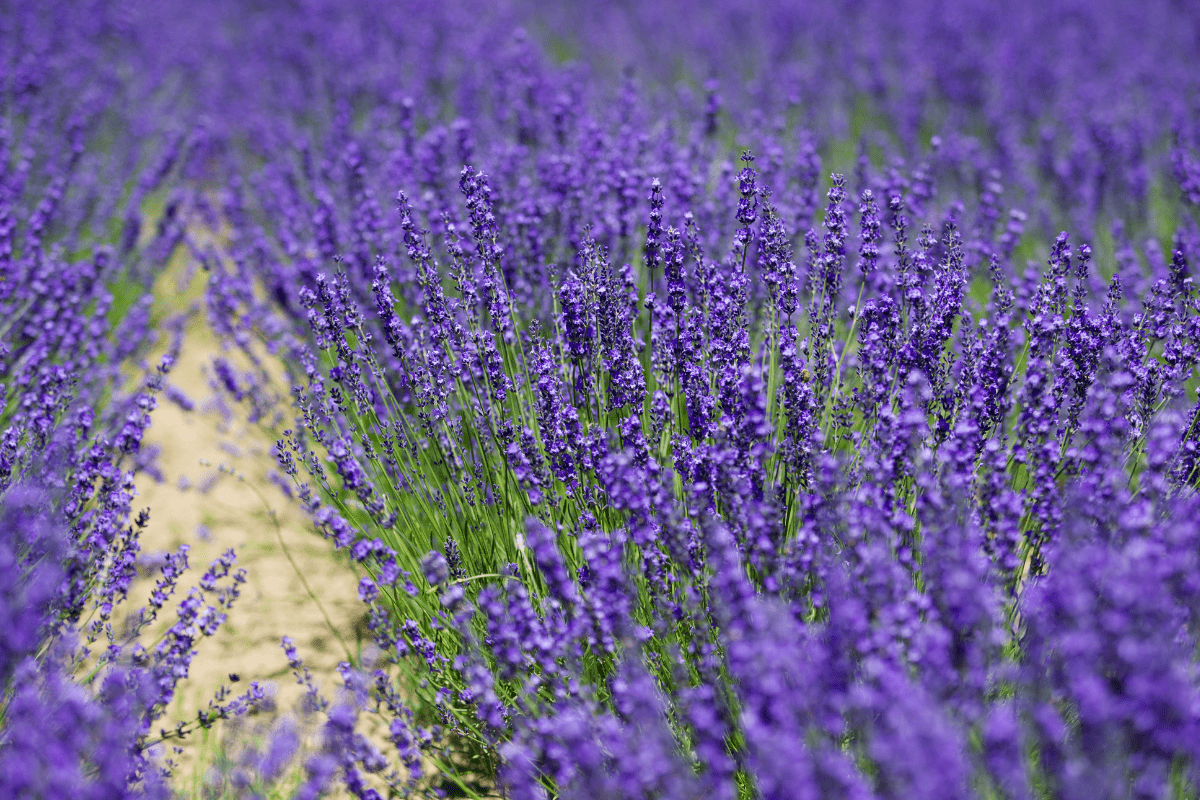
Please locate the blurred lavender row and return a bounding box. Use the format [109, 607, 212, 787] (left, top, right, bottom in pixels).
[1, 4, 260, 795]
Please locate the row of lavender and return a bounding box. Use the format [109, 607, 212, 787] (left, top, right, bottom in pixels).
[0, 4, 274, 796]
[202, 2, 1200, 798]
[6, 0, 1200, 797]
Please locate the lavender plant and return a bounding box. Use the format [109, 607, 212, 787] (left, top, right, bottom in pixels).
[0, 3, 268, 792]
[205, 4, 1200, 792]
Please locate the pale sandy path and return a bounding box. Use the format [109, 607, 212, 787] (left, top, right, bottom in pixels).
[126, 254, 391, 796]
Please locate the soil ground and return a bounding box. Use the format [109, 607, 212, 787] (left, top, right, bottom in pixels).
[125, 250, 392, 796]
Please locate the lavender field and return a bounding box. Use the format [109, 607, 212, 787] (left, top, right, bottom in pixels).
[5, 0, 1200, 797]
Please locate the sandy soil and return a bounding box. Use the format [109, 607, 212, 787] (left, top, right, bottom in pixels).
[124, 255, 392, 796]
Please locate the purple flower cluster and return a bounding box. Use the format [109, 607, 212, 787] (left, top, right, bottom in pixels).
[0, 483, 256, 796]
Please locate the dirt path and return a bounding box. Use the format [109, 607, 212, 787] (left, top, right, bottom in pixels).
[126, 253, 385, 796]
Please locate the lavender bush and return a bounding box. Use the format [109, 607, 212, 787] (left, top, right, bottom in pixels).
[6, 0, 1200, 796]
[1, 4, 265, 793]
